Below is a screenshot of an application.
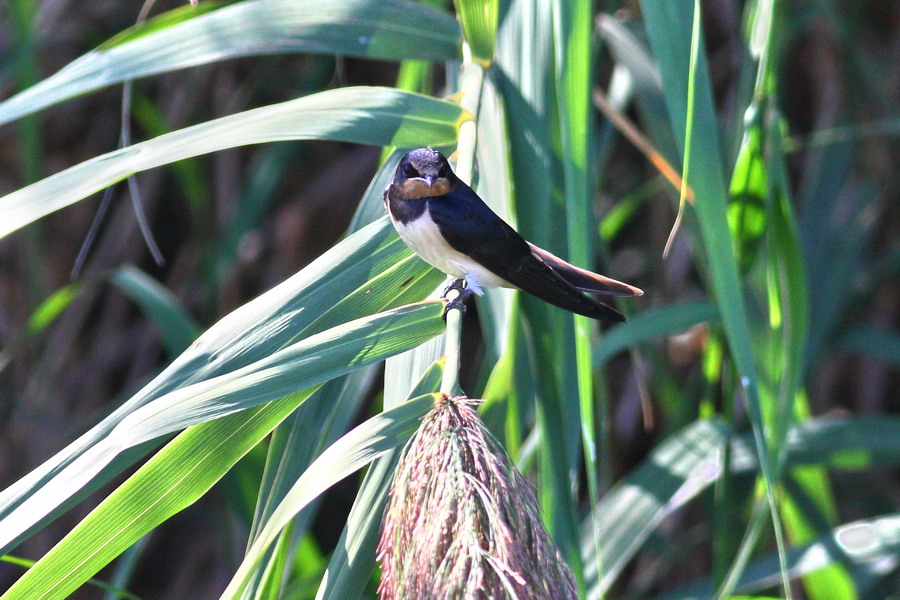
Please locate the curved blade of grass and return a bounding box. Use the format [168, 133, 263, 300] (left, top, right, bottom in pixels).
[730, 416, 900, 473]
[107, 265, 200, 356]
[0, 217, 439, 555]
[0, 0, 461, 126]
[0, 388, 319, 600]
[640, 0, 789, 590]
[582, 419, 732, 597]
[0, 87, 469, 241]
[315, 358, 445, 600]
[655, 513, 900, 600]
[5, 265, 197, 373]
[240, 369, 376, 599]
[762, 111, 850, 600]
[593, 301, 719, 366]
[0, 300, 445, 574]
[222, 393, 440, 599]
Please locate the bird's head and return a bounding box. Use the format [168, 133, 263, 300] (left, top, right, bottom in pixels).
[392, 148, 456, 199]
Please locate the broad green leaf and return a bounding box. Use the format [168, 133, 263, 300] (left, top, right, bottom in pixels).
[0, 217, 441, 555]
[0, 87, 469, 241]
[583, 419, 732, 597]
[222, 393, 440, 599]
[0, 0, 461, 126]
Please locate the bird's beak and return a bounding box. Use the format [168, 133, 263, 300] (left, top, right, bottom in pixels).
[422, 175, 435, 187]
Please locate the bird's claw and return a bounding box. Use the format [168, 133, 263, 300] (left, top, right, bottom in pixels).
[441, 278, 468, 299]
[441, 279, 473, 321]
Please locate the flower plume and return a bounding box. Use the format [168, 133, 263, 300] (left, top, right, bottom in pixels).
[378, 395, 577, 599]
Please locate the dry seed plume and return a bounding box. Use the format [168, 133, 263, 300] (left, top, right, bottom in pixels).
[378, 395, 577, 600]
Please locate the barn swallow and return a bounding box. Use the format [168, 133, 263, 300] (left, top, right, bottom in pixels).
[384, 148, 643, 322]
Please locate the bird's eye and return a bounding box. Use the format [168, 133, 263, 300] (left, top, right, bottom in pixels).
[402, 163, 417, 177]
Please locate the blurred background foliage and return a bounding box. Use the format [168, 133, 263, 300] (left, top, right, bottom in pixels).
[0, 0, 897, 598]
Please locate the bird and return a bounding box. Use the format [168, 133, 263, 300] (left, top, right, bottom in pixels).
[384, 147, 643, 322]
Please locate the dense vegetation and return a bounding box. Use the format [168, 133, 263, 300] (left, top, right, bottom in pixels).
[0, 0, 896, 598]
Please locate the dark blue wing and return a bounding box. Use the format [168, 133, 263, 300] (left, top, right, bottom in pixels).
[427, 182, 624, 322]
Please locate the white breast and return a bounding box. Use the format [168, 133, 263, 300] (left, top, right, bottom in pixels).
[391, 207, 510, 295]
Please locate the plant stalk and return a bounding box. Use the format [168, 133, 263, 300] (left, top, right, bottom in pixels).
[440, 55, 484, 396]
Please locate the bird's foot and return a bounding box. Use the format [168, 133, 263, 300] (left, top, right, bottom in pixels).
[441, 279, 473, 320]
[441, 278, 468, 299]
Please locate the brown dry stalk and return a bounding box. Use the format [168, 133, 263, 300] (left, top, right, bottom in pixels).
[378, 395, 577, 600]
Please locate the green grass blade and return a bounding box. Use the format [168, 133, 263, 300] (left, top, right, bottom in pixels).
[583, 420, 732, 596]
[552, 0, 600, 592]
[495, 0, 584, 577]
[315, 358, 446, 600]
[0, 87, 467, 241]
[315, 453, 398, 600]
[640, 0, 790, 591]
[240, 370, 375, 598]
[0, 217, 439, 555]
[471, 74, 516, 362]
[0, 0, 461, 126]
[0, 300, 445, 568]
[764, 112, 852, 600]
[221, 393, 440, 599]
[0, 388, 318, 600]
[639, 0, 759, 429]
[454, 0, 498, 67]
[107, 265, 200, 356]
[655, 513, 900, 599]
[729, 416, 900, 473]
[593, 301, 719, 366]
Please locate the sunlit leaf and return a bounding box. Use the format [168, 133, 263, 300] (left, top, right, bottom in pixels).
[0, 0, 461, 126]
